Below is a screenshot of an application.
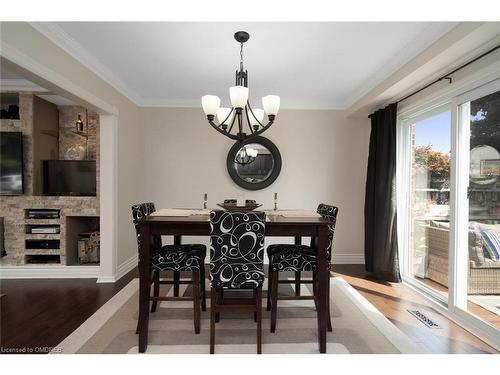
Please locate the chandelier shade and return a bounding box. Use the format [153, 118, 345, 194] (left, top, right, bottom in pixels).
[229, 86, 249, 109]
[201, 95, 221, 116]
[201, 31, 280, 142]
[249, 108, 265, 126]
[262, 95, 281, 116]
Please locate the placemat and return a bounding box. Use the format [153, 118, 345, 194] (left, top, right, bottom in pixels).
[151, 209, 211, 217]
[264, 209, 321, 218]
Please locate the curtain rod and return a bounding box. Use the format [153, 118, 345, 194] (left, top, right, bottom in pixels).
[395, 44, 500, 105]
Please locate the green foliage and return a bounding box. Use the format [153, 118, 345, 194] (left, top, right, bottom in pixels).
[414, 145, 450, 181]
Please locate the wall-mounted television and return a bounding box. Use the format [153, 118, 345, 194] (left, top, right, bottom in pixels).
[0, 131, 24, 195]
[43, 160, 96, 196]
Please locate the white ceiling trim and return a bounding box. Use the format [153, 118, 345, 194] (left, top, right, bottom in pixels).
[139, 97, 347, 110]
[29, 22, 143, 105]
[0, 78, 48, 92]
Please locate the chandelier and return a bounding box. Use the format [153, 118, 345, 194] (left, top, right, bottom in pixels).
[235, 146, 258, 165]
[201, 31, 280, 142]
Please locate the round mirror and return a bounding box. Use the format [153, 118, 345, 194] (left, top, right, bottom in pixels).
[227, 136, 282, 190]
[470, 145, 500, 185]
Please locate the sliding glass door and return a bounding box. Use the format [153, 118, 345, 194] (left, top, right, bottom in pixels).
[406, 109, 451, 301]
[399, 77, 500, 347]
[459, 88, 500, 329]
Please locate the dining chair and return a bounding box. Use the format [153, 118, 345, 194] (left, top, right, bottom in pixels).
[131, 202, 207, 334]
[266, 203, 338, 333]
[209, 210, 266, 354]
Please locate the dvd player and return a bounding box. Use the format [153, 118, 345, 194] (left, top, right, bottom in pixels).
[25, 209, 60, 219]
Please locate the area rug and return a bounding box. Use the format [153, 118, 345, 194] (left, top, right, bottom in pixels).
[53, 277, 422, 354]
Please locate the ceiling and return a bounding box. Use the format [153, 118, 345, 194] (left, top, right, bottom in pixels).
[31, 22, 458, 109]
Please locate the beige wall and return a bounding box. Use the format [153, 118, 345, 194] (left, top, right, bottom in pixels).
[139, 107, 370, 262]
[0, 22, 142, 267]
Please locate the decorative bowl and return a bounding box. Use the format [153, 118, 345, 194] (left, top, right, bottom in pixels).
[217, 201, 262, 212]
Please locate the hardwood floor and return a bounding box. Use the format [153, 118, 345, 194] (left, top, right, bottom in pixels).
[333, 265, 498, 354]
[0, 265, 497, 354]
[0, 269, 138, 353]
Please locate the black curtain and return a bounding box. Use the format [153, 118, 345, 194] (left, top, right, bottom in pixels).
[364, 103, 400, 282]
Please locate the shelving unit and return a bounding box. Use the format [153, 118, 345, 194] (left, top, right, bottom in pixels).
[23, 209, 61, 265]
[66, 216, 100, 266]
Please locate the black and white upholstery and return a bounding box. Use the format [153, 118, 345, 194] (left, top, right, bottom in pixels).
[267, 204, 338, 272]
[132, 202, 206, 272]
[209, 210, 265, 354]
[132, 202, 206, 335]
[209, 210, 265, 289]
[267, 203, 339, 333]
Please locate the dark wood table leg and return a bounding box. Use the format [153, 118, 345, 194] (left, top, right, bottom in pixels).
[138, 222, 151, 353]
[317, 225, 328, 353]
[294, 236, 301, 296]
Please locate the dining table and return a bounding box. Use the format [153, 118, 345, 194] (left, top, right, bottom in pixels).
[137, 209, 332, 353]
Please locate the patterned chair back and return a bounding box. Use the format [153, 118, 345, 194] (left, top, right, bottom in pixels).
[209, 210, 266, 288]
[315, 203, 339, 265]
[131, 202, 162, 255]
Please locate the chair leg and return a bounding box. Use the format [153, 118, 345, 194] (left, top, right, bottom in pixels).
[215, 289, 222, 323]
[270, 270, 279, 333]
[256, 287, 262, 354]
[253, 289, 257, 322]
[266, 268, 273, 311]
[295, 271, 301, 296]
[210, 287, 216, 354]
[200, 264, 207, 312]
[313, 270, 318, 310]
[173, 271, 180, 297]
[150, 270, 160, 313]
[326, 273, 332, 332]
[136, 265, 145, 334]
[192, 271, 201, 334]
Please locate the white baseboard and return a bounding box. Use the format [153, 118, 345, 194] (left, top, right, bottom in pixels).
[0, 265, 100, 279]
[114, 254, 138, 281]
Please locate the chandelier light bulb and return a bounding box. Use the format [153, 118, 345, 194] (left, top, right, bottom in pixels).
[262, 95, 280, 116]
[217, 107, 233, 124]
[201, 95, 221, 116]
[229, 86, 249, 109]
[249, 108, 265, 126]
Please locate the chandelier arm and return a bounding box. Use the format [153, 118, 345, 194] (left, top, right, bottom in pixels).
[208, 120, 239, 140]
[219, 107, 235, 127]
[244, 106, 255, 134]
[227, 111, 237, 134]
[246, 102, 264, 128]
[248, 119, 275, 138]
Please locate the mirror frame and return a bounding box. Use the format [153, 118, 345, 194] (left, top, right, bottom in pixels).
[226, 136, 282, 190]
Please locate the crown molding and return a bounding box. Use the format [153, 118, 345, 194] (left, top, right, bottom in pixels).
[138, 97, 347, 110]
[29, 22, 143, 106]
[0, 78, 48, 92]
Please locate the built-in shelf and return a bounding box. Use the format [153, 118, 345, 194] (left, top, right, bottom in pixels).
[66, 216, 100, 266]
[25, 254, 61, 264]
